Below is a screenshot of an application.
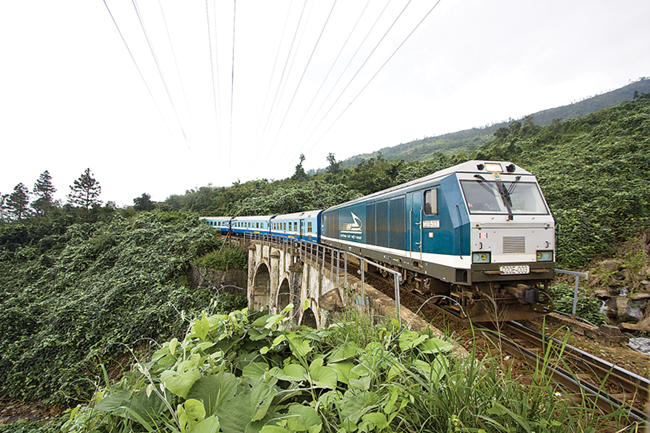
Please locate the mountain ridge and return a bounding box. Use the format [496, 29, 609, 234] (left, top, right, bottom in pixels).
[338, 77, 650, 167]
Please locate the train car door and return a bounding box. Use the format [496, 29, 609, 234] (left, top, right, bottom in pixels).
[409, 191, 423, 263]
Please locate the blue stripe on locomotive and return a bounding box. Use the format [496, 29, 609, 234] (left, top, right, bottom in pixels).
[322, 173, 471, 257]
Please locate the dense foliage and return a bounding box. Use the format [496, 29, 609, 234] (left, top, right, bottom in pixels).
[60, 306, 623, 433]
[0, 212, 229, 405]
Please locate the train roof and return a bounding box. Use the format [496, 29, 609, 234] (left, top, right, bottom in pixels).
[272, 210, 322, 221]
[325, 160, 533, 212]
[199, 216, 232, 221]
[232, 215, 275, 221]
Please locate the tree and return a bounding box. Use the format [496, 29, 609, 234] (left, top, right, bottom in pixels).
[326, 153, 341, 175]
[32, 170, 57, 215]
[292, 154, 308, 181]
[133, 193, 156, 211]
[6, 183, 31, 220]
[67, 168, 102, 219]
[0, 193, 9, 221]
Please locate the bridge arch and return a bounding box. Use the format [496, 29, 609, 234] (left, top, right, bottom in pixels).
[300, 308, 318, 328]
[277, 278, 291, 312]
[251, 262, 271, 312]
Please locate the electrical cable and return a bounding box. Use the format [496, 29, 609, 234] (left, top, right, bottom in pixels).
[283, 0, 392, 160]
[290, 0, 414, 160]
[229, 0, 237, 172]
[131, 0, 190, 148]
[100, 0, 176, 143]
[157, 0, 198, 150]
[263, 0, 338, 163]
[252, 0, 308, 167]
[276, 0, 373, 163]
[251, 0, 294, 161]
[205, 0, 221, 153]
[296, 0, 443, 166]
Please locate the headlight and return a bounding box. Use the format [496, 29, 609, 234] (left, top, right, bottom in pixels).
[536, 251, 553, 262]
[472, 252, 491, 264]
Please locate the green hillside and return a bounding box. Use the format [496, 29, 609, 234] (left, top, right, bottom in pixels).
[341, 77, 650, 166]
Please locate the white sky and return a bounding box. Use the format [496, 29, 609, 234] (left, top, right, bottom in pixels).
[1, 0, 649, 206]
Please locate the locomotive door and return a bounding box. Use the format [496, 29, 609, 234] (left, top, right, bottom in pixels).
[299, 219, 304, 240]
[409, 191, 423, 263]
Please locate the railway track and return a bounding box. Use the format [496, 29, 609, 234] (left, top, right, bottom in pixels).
[496, 321, 649, 423]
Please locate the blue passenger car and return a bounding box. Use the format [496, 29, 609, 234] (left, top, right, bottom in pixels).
[270, 210, 322, 244]
[231, 215, 274, 236]
[200, 216, 232, 235]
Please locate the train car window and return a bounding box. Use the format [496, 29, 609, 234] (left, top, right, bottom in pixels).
[424, 189, 438, 215]
[308, 221, 313, 233]
[294, 222, 297, 231]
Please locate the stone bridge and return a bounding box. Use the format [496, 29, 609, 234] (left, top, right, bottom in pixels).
[244, 237, 441, 335]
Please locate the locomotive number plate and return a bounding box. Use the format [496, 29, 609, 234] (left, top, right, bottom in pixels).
[499, 265, 530, 275]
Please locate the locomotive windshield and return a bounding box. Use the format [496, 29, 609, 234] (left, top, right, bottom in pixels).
[460, 179, 548, 215]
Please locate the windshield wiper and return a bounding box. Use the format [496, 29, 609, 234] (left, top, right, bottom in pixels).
[508, 175, 521, 194]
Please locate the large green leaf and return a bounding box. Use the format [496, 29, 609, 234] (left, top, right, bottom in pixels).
[418, 337, 454, 354]
[330, 361, 353, 385]
[285, 404, 322, 433]
[327, 342, 359, 363]
[93, 390, 131, 412]
[274, 363, 307, 383]
[192, 415, 221, 433]
[215, 377, 279, 433]
[243, 362, 269, 380]
[412, 356, 449, 384]
[286, 333, 312, 358]
[177, 399, 206, 433]
[187, 372, 239, 415]
[161, 360, 202, 398]
[309, 365, 337, 389]
[398, 330, 428, 351]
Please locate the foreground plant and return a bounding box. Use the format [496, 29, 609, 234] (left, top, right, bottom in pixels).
[61, 305, 635, 433]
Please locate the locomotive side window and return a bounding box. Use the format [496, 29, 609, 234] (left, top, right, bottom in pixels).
[424, 189, 438, 215]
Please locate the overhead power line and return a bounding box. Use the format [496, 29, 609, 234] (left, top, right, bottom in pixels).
[205, 0, 221, 155]
[101, 0, 176, 142]
[288, 0, 444, 172]
[131, 0, 190, 148]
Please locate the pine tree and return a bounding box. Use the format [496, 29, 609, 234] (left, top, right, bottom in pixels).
[32, 170, 57, 215]
[6, 183, 31, 220]
[67, 168, 102, 218]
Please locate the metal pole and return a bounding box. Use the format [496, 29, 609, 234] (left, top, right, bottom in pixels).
[554, 269, 589, 320]
[394, 274, 401, 327]
[572, 275, 580, 318]
[361, 258, 365, 308]
[336, 250, 339, 286]
[344, 252, 348, 288]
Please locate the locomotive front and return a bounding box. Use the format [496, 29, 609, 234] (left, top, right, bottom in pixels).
[455, 161, 555, 321]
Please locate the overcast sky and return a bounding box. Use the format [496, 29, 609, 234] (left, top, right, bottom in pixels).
[1, 0, 649, 206]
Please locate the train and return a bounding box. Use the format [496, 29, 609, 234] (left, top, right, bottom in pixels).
[201, 160, 555, 322]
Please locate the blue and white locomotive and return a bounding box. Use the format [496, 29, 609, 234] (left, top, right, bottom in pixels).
[202, 160, 555, 322]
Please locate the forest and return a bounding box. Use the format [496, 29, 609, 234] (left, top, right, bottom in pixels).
[1, 92, 649, 432]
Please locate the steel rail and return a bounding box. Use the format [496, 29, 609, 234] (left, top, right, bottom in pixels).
[506, 321, 649, 406]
